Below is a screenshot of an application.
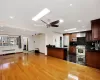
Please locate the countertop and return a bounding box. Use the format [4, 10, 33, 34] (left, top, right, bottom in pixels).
[47, 47, 67, 49]
[86, 50, 100, 52]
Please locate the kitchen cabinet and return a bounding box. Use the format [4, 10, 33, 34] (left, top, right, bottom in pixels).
[69, 33, 77, 42]
[86, 31, 92, 42]
[91, 19, 100, 41]
[86, 51, 100, 69]
[69, 46, 76, 54]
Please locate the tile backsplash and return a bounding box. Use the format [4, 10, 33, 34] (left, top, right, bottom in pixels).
[86, 41, 100, 50]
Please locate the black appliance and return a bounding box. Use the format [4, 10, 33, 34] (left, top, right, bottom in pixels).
[23, 45, 26, 50]
[46, 44, 55, 48]
[70, 42, 77, 46]
[77, 37, 86, 45]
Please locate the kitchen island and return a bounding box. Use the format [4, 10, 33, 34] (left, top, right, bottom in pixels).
[47, 46, 67, 60]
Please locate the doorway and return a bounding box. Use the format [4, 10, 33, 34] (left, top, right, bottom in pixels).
[23, 37, 28, 51]
[60, 37, 62, 47]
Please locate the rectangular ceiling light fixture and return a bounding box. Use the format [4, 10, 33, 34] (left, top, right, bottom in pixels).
[64, 28, 76, 31]
[32, 8, 50, 21]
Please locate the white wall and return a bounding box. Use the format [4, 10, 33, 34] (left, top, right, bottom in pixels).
[39, 34, 46, 53]
[53, 33, 63, 47]
[45, 32, 63, 47]
[33, 35, 39, 50]
[45, 32, 54, 45]
[45, 32, 63, 55]
[33, 34, 46, 54]
[28, 36, 34, 51]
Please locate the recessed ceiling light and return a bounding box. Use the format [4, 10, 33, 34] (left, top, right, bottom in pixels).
[59, 19, 64, 23]
[32, 8, 50, 21]
[64, 28, 76, 31]
[70, 4, 73, 6]
[77, 20, 81, 22]
[9, 16, 14, 19]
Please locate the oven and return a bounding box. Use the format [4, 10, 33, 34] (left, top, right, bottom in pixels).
[76, 46, 85, 55]
[76, 45, 85, 65]
[76, 55, 85, 65]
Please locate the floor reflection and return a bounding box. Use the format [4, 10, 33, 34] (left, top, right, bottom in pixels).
[68, 74, 78, 80]
[0, 61, 14, 70]
[22, 53, 29, 66]
[0, 53, 20, 70]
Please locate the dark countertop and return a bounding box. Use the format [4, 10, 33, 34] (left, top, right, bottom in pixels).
[86, 50, 100, 52]
[47, 46, 67, 49]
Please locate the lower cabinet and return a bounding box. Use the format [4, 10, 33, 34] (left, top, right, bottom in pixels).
[86, 52, 100, 69]
[69, 46, 76, 54]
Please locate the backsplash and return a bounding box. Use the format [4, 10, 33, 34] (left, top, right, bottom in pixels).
[86, 41, 100, 51]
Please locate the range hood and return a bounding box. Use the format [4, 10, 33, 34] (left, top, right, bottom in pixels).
[76, 32, 86, 37]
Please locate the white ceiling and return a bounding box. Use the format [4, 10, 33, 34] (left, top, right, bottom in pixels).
[0, 0, 100, 35]
[0, 26, 38, 36]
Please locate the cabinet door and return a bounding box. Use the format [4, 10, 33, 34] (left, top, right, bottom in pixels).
[91, 20, 100, 41]
[86, 31, 92, 42]
[92, 25, 99, 40]
[99, 24, 100, 40]
[72, 33, 76, 39]
[69, 34, 72, 42]
[86, 52, 100, 69]
[86, 52, 97, 68]
[70, 33, 77, 42]
[69, 46, 76, 54]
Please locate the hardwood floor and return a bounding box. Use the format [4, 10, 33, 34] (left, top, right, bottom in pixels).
[0, 53, 100, 80]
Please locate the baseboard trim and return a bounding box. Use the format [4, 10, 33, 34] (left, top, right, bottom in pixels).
[16, 52, 23, 54]
[40, 52, 45, 54]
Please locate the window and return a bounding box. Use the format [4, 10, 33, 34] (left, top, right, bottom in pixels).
[0, 35, 18, 46]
